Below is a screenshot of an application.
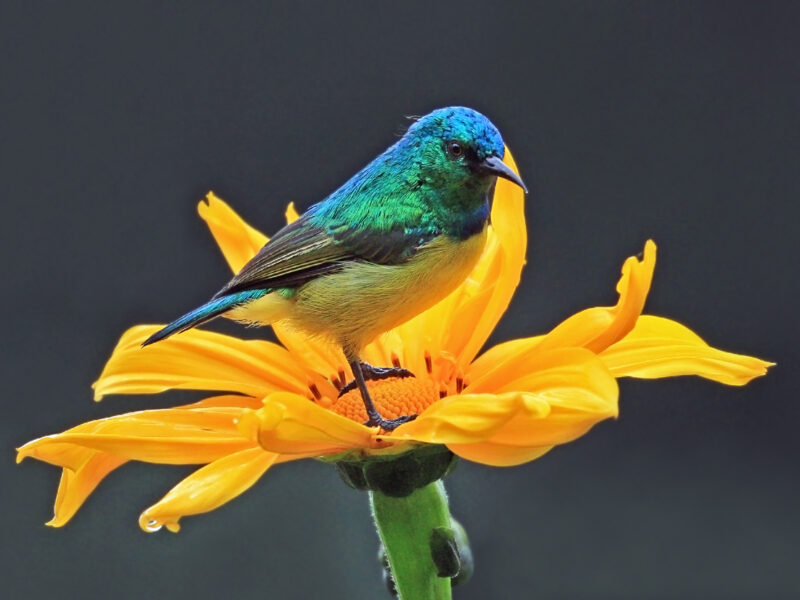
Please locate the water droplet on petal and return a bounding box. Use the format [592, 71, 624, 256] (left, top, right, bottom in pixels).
[145, 519, 162, 532]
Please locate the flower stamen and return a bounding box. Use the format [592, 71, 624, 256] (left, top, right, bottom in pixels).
[329, 377, 439, 427]
[330, 374, 340, 391]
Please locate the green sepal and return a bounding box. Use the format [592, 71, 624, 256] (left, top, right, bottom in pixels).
[335, 460, 370, 491]
[333, 444, 458, 497]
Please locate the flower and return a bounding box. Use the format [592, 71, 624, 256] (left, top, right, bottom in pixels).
[17, 151, 772, 533]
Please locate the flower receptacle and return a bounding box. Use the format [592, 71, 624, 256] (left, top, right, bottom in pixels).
[333, 444, 458, 497]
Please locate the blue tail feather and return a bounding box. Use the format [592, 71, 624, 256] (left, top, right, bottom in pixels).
[142, 289, 267, 346]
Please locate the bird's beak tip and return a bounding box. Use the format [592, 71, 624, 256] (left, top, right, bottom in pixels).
[479, 155, 528, 194]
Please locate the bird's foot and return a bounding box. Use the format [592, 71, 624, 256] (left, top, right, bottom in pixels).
[361, 362, 415, 381]
[338, 362, 415, 397]
[342, 359, 418, 431]
[365, 413, 418, 431]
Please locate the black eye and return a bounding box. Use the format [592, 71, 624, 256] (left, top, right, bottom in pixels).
[446, 140, 463, 158]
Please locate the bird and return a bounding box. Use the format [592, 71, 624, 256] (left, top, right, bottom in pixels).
[143, 106, 527, 430]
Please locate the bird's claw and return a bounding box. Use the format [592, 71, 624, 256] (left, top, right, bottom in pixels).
[365, 413, 418, 431]
[361, 363, 414, 381]
[338, 363, 415, 397]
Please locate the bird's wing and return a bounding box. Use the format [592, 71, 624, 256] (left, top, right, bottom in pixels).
[216, 213, 439, 296]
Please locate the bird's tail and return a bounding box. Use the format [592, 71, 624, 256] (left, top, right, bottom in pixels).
[142, 289, 267, 346]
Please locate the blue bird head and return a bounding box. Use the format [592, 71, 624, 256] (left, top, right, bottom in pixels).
[400, 106, 527, 195]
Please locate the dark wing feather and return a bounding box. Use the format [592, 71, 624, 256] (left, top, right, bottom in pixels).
[216, 212, 440, 297]
[328, 222, 440, 263]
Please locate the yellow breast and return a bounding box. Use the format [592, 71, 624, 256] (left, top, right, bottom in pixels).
[290, 228, 488, 357]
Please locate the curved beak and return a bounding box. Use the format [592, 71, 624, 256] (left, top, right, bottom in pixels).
[476, 155, 528, 194]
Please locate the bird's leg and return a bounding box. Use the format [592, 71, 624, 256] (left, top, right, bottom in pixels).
[347, 359, 417, 431]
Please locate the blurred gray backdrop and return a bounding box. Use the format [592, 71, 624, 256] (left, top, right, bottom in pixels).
[2, 2, 797, 599]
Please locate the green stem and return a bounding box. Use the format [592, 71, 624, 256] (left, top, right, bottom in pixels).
[370, 481, 453, 600]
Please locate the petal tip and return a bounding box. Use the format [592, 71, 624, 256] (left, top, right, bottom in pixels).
[139, 510, 181, 533]
[197, 193, 213, 214]
[285, 202, 300, 224]
[197, 191, 226, 218]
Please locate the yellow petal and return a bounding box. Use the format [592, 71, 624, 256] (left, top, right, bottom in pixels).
[466, 336, 543, 386]
[94, 325, 316, 401]
[467, 346, 615, 397]
[397, 348, 618, 451]
[239, 392, 383, 455]
[600, 315, 774, 385]
[16, 440, 95, 471]
[536, 240, 656, 354]
[392, 392, 542, 444]
[446, 442, 553, 467]
[139, 447, 278, 533]
[38, 395, 258, 527]
[18, 408, 254, 466]
[270, 322, 347, 383]
[47, 451, 128, 527]
[480, 350, 618, 447]
[180, 394, 265, 410]
[484, 405, 616, 448]
[285, 202, 300, 223]
[197, 192, 267, 273]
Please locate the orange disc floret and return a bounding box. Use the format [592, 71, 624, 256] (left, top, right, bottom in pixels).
[329, 377, 440, 425]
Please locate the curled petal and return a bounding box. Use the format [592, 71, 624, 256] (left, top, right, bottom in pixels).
[393, 392, 546, 445]
[467, 347, 617, 399]
[239, 392, 382, 455]
[450, 149, 527, 366]
[482, 403, 616, 449]
[34, 395, 256, 527]
[139, 447, 279, 533]
[94, 325, 315, 401]
[48, 451, 128, 527]
[601, 315, 774, 385]
[18, 408, 253, 466]
[17, 440, 96, 471]
[466, 336, 543, 382]
[536, 241, 656, 354]
[447, 442, 553, 467]
[198, 192, 267, 273]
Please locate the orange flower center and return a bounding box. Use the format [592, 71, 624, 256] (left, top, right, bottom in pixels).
[326, 377, 440, 424]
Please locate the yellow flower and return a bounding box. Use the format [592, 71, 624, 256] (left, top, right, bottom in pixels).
[17, 151, 772, 533]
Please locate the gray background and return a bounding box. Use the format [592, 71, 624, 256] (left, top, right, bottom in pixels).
[2, 2, 797, 599]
